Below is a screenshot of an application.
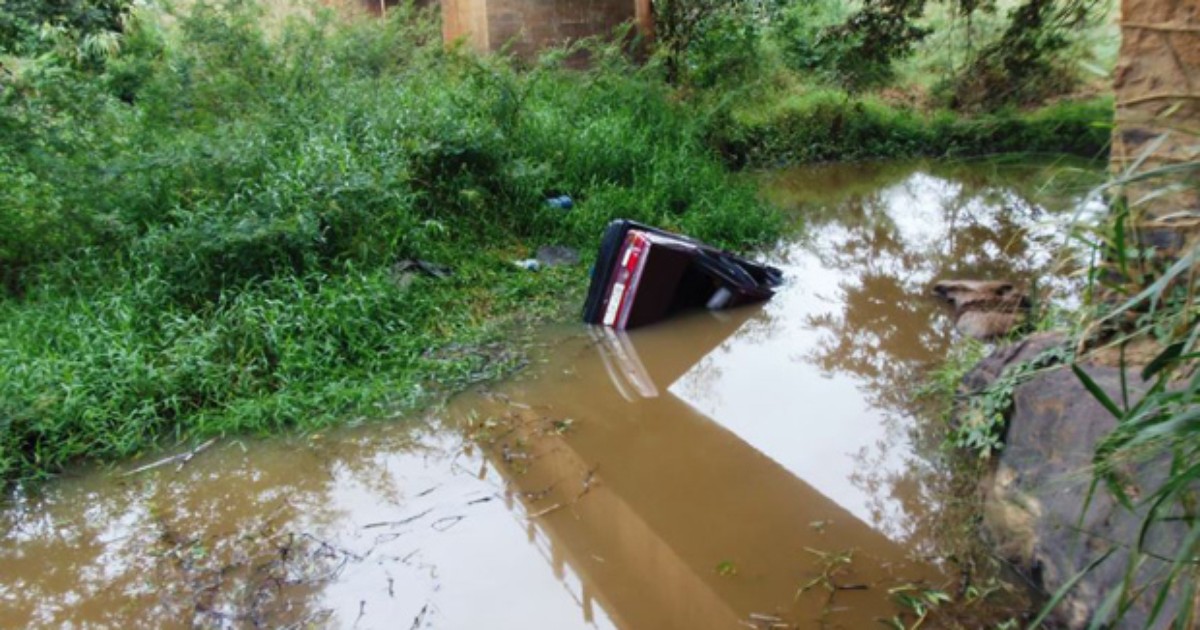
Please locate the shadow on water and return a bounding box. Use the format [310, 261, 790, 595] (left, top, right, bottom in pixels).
[0, 158, 1104, 629]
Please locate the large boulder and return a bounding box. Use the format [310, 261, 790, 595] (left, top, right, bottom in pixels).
[964, 333, 1186, 628]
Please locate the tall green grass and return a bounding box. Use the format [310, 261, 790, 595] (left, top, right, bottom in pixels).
[1027, 145, 1200, 626]
[0, 1, 780, 482]
[0, 0, 1119, 484]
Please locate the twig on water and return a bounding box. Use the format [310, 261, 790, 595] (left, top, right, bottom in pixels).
[353, 600, 366, 628]
[363, 508, 434, 530]
[431, 516, 465, 532]
[410, 603, 429, 629]
[122, 438, 217, 476]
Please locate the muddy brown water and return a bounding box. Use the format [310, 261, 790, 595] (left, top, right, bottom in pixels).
[0, 159, 1104, 629]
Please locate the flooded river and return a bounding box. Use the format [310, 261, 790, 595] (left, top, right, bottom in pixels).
[0, 159, 1103, 629]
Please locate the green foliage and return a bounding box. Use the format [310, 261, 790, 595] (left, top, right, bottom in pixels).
[1049, 150, 1200, 627]
[954, 344, 1073, 457]
[821, 0, 930, 91]
[771, 0, 848, 72]
[685, 0, 1114, 161]
[0, 1, 780, 482]
[918, 336, 986, 403]
[651, 0, 772, 88]
[770, 0, 929, 91]
[685, 5, 763, 89]
[766, 0, 1113, 111]
[885, 584, 953, 629]
[710, 90, 1112, 168]
[941, 0, 1108, 110]
[0, 0, 130, 55]
[795, 547, 857, 598]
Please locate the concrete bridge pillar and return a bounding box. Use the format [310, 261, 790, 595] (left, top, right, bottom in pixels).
[441, 0, 652, 58]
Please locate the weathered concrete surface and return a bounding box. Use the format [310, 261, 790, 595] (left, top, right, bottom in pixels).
[1111, 0, 1200, 258]
[965, 333, 1187, 628]
[356, 0, 436, 15]
[441, 0, 652, 58]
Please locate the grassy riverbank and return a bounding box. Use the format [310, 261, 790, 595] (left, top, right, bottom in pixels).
[0, 0, 1118, 483]
[661, 0, 1115, 168]
[0, 3, 781, 481]
[711, 93, 1111, 168]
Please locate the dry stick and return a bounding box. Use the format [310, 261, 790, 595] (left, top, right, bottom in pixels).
[742, 613, 793, 630]
[1112, 153, 1200, 166]
[1120, 22, 1200, 33]
[410, 604, 429, 630]
[122, 438, 217, 476]
[1116, 93, 1200, 108]
[527, 502, 567, 518]
[363, 508, 434, 530]
[430, 515, 465, 532]
[300, 532, 366, 562]
[353, 600, 366, 629]
[311, 556, 351, 584]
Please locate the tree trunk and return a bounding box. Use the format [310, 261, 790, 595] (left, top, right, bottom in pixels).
[1110, 0, 1200, 264]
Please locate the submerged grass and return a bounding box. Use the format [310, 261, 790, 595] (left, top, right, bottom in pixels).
[0, 1, 781, 482]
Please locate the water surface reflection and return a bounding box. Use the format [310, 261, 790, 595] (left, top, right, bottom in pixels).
[0, 158, 1104, 628]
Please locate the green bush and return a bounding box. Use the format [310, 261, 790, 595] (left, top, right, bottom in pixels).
[651, 0, 769, 89]
[710, 89, 1112, 168]
[944, 0, 1104, 110]
[685, 6, 764, 89]
[0, 0, 130, 55]
[771, 0, 928, 91]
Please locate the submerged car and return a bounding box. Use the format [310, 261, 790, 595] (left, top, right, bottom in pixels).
[582, 220, 783, 330]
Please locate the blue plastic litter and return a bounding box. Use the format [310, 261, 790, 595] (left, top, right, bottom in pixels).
[546, 195, 574, 210]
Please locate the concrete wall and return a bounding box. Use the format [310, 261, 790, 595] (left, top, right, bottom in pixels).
[443, 0, 651, 57]
[357, 0, 437, 16]
[443, 0, 492, 51]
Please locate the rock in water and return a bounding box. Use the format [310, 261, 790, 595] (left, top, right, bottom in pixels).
[964, 334, 1186, 628]
[933, 279, 1029, 341]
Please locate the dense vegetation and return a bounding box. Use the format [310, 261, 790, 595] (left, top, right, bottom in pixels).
[13, 1, 1199, 626]
[0, 0, 1118, 483]
[655, 0, 1114, 165]
[1051, 147, 1200, 627]
[0, 1, 780, 481]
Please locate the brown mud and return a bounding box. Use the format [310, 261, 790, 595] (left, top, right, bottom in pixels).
[0, 158, 1104, 629]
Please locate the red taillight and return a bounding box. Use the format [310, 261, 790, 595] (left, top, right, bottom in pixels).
[602, 232, 650, 328]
